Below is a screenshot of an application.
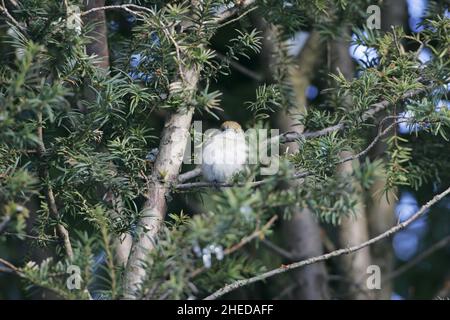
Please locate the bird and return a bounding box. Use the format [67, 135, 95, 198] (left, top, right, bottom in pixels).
[201, 121, 247, 183]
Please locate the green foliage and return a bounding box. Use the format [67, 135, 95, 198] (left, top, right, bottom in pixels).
[298, 108, 340, 132]
[304, 175, 358, 224]
[138, 184, 276, 299]
[290, 132, 349, 176]
[19, 235, 96, 300]
[246, 84, 282, 121]
[354, 158, 385, 191]
[0, 0, 449, 300]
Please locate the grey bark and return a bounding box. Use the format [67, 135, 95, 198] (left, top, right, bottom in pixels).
[122, 67, 199, 299]
[366, 0, 408, 299]
[257, 24, 331, 299]
[82, 0, 133, 267]
[83, 0, 110, 69]
[330, 31, 373, 299]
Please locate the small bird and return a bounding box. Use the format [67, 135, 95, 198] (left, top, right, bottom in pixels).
[201, 121, 247, 183]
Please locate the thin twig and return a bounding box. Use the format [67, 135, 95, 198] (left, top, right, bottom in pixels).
[204, 185, 450, 299]
[0, 215, 11, 234]
[176, 85, 434, 186]
[175, 173, 304, 190]
[383, 234, 450, 283]
[215, 0, 257, 24]
[260, 239, 293, 261]
[2, 232, 58, 242]
[0, 257, 82, 299]
[0, 257, 21, 275]
[275, 86, 430, 144]
[82, 3, 188, 89]
[0, 0, 27, 33]
[215, 50, 263, 81]
[217, 3, 257, 28]
[36, 112, 74, 260]
[80, 4, 153, 17]
[189, 215, 278, 278]
[273, 283, 298, 299]
[337, 119, 401, 164]
[225, 215, 278, 254]
[327, 274, 373, 299]
[175, 119, 404, 190]
[80, 1, 256, 25]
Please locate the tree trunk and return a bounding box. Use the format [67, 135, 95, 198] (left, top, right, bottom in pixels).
[258, 24, 331, 299]
[366, 0, 408, 300]
[330, 32, 373, 300]
[83, 0, 110, 69]
[82, 0, 133, 267]
[122, 66, 199, 299]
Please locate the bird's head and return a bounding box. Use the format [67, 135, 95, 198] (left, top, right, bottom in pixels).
[220, 121, 243, 133]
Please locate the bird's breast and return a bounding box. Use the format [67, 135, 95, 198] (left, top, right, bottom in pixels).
[201, 132, 247, 182]
[202, 132, 247, 165]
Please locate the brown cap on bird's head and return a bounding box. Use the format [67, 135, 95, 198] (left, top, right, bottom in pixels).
[220, 121, 243, 132]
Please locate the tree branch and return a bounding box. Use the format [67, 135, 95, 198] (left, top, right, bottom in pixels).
[175, 118, 404, 190]
[122, 56, 200, 298]
[176, 85, 434, 185]
[123, 110, 197, 299]
[83, 0, 110, 70]
[261, 238, 294, 261]
[80, 0, 256, 24]
[36, 112, 74, 260]
[121, 0, 260, 299]
[0, 257, 83, 299]
[0, 0, 27, 33]
[276, 86, 430, 144]
[82, 0, 133, 268]
[0, 215, 11, 234]
[224, 215, 278, 255]
[214, 50, 263, 81]
[2, 232, 58, 242]
[189, 215, 278, 278]
[0, 257, 21, 275]
[178, 167, 202, 183]
[383, 234, 450, 283]
[216, 0, 257, 27]
[80, 4, 154, 17]
[204, 185, 450, 299]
